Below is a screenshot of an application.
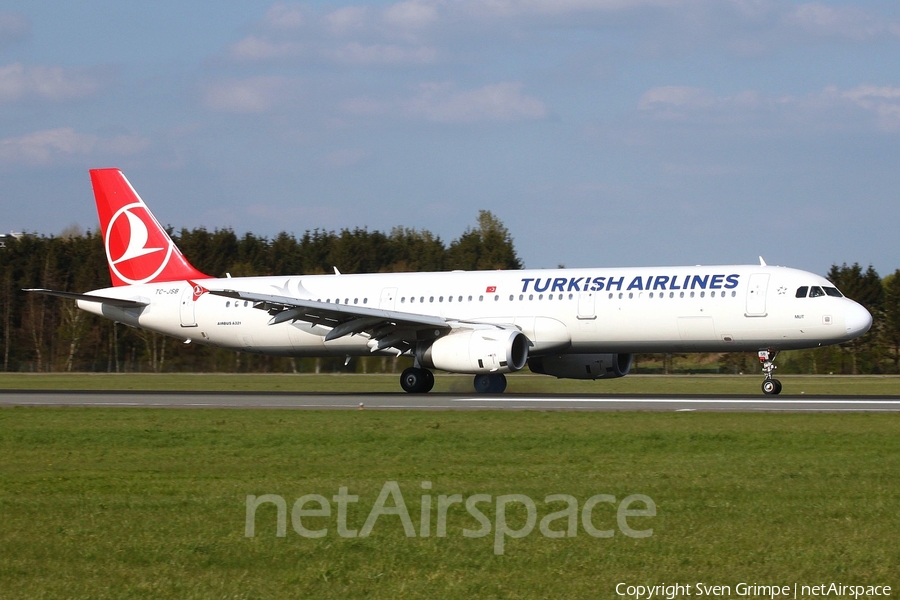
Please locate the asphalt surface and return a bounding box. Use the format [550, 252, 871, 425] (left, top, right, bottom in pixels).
[2, 390, 900, 411]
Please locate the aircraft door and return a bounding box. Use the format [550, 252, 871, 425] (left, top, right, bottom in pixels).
[745, 273, 769, 317]
[380, 288, 397, 310]
[180, 286, 197, 327]
[577, 291, 596, 320]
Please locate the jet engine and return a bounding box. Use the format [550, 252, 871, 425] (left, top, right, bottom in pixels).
[417, 328, 529, 374]
[528, 353, 633, 379]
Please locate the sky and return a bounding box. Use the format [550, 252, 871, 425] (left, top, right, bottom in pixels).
[1, 0, 898, 277]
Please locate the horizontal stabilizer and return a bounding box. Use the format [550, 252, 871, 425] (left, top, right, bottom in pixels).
[24, 289, 149, 308]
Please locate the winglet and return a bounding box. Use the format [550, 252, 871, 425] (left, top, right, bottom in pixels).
[759, 256, 767, 267]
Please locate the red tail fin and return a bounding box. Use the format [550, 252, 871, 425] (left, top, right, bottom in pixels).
[91, 168, 209, 286]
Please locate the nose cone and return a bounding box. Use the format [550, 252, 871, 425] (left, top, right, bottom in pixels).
[845, 301, 873, 338]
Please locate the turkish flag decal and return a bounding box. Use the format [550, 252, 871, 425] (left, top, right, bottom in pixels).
[486, 286, 497, 293]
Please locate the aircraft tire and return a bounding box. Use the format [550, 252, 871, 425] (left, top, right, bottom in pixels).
[401, 367, 430, 393]
[422, 369, 435, 393]
[474, 373, 507, 394]
[762, 379, 782, 395]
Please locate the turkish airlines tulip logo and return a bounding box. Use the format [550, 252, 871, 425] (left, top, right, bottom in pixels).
[105, 202, 175, 285]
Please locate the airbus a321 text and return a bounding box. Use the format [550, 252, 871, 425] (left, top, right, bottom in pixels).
[28, 169, 872, 395]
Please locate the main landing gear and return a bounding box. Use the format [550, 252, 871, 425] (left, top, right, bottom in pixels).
[474, 373, 507, 394]
[399, 368, 507, 394]
[400, 367, 434, 393]
[758, 349, 782, 395]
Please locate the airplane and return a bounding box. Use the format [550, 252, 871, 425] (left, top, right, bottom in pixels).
[27, 169, 872, 395]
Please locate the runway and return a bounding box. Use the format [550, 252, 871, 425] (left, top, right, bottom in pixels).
[2, 390, 900, 411]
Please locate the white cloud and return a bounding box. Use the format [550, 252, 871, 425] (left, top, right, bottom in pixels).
[324, 6, 369, 35]
[228, 36, 304, 61]
[405, 81, 547, 122]
[383, 1, 439, 29]
[0, 128, 148, 165]
[201, 76, 290, 113]
[841, 85, 900, 131]
[263, 3, 306, 30]
[322, 147, 370, 168]
[638, 86, 715, 111]
[785, 3, 888, 41]
[326, 42, 438, 65]
[638, 83, 900, 134]
[0, 13, 29, 48]
[459, 0, 678, 18]
[0, 63, 100, 102]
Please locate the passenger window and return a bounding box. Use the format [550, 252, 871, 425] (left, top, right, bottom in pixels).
[809, 287, 825, 298]
[823, 287, 843, 297]
[796, 286, 808, 298]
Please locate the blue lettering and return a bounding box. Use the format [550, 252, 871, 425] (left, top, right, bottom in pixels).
[653, 276, 669, 290]
[627, 276, 644, 291]
[607, 276, 624, 291]
[521, 278, 534, 293]
[560, 277, 576, 292]
[710, 274, 724, 289]
[670, 275, 681, 290]
[691, 275, 709, 290]
[590, 276, 606, 291]
[534, 278, 551, 293]
[725, 274, 739, 289]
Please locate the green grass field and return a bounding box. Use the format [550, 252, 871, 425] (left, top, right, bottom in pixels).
[1, 408, 898, 599]
[1, 372, 899, 395]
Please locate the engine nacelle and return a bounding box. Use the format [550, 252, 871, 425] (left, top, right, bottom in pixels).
[418, 328, 530, 374]
[528, 353, 633, 380]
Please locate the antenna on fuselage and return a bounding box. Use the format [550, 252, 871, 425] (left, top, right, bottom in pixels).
[758, 256, 767, 266]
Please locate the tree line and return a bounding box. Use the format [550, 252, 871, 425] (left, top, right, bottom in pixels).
[1, 213, 897, 375]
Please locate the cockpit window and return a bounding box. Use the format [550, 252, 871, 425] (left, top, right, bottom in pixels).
[809, 286, 825, 298]
[823, 286, 843, 298]
[795, 286, 808, 298]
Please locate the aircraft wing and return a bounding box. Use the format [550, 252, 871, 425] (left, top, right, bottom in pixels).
[210, 289, 456, 353]
[24, 289, 149, 308]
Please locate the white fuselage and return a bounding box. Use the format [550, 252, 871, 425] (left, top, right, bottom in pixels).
[77, 264, 872, 360]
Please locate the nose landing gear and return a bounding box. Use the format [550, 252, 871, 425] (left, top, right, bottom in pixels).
[758, 349, 782, 395]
